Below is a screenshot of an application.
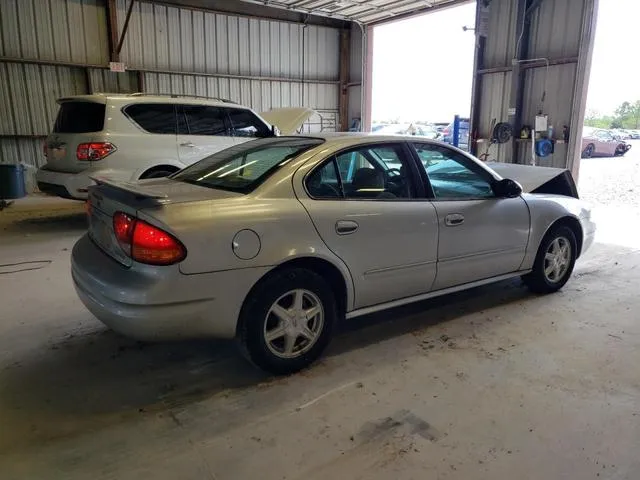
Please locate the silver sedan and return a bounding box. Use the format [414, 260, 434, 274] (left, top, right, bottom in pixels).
[72, 134, 596, 374]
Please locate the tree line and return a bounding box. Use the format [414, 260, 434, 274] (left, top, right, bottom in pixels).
[585, 101, 640, 129]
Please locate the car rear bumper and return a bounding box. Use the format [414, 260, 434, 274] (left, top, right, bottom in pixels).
[36, 167, 92, 200]
[71, 234, 270, 341]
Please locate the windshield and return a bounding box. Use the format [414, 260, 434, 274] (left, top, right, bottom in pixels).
[172, 137, 324, 193]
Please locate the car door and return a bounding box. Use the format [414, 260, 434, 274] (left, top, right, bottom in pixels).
[596, 131, 618, 156]
[177, 105, 236, 166]
[411, 142, 530, 290]
[295, 142, 439, 309]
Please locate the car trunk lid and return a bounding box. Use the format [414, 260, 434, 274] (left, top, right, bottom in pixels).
[87, 177, 241, 266]
[44, 99, 108, 174]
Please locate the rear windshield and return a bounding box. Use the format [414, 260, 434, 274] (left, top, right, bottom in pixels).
[172, 137, 324, 193]
[53, 102, 106, 133]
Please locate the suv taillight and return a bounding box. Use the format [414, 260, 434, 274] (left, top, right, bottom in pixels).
[113, 212, 186, 265]
[77, 142, 116, 161]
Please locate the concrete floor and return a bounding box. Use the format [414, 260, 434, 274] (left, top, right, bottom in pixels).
[1, 152, 640, 479]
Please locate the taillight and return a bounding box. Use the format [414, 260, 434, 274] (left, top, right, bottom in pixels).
[77, 142, 116, 161]
[113, 212, 136, 253]
[112, 212, 186, 265]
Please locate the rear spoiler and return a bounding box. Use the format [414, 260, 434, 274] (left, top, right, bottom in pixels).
[90, 176, 168, 199]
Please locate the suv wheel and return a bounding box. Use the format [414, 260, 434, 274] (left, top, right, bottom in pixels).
[238, 268, 336, 375]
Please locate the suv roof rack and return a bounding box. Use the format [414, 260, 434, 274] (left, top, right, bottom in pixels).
[127, 92, 237, 104]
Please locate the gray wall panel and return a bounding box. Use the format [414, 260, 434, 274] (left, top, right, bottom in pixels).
[0, 62, 86, 136]
[116, 0, 340, 81]
[0, 0, 109, 64]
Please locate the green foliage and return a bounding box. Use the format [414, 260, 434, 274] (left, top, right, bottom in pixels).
[587, 101, 640, 129]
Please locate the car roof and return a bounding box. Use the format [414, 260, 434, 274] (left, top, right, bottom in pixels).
[57, 93, 243, 108]
[288, 132, 460, 150]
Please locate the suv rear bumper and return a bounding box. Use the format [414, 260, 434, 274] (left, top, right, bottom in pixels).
[36, 167, 92, 200]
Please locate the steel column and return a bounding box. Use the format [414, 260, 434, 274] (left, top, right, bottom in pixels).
[338, 28, 351, 132]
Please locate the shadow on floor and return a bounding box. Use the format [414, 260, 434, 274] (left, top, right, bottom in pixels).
[1, 277, 530, 450]
[3, 212, 88, 234]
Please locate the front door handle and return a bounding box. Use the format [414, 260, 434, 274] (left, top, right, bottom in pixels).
[336, 220, 359, 235]
[445, 213, 464, 226]
[180, 142, 195, 148]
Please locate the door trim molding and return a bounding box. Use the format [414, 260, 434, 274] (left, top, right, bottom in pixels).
[345, 270, 530, 319]
[364, 259, 437, 276]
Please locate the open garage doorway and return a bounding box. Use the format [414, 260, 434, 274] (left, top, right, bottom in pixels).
[579, 0, 640, 248]
[370, 2, 476, 150]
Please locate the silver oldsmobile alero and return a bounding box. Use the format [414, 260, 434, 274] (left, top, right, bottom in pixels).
[71, 133, 595, 374]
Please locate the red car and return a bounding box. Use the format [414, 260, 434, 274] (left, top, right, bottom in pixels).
[582, 128, 631, 158]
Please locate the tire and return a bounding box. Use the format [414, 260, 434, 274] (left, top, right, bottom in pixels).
[582, 144, 594, 158]
[140, 168, 177, 179]
[522, 225, 578, 294]
[238, 268, 337, 375]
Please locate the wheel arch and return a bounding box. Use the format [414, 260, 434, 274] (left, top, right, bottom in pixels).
[236, 256, 353, 337]
[138, 164, 182, 179]
[543, 216, 584, 257]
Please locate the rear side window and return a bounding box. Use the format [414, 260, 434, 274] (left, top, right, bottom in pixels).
[183, 105, 228, 135]
[173, 137, 323, 193]
[124, 103, 177, 134]
[53, 102, 105, 133]
[228, 108, 271, 138]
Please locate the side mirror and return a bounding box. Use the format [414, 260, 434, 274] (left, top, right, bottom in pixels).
[493, 178, 522, 198]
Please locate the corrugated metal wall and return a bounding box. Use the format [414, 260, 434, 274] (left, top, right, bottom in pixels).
[0, 0, 109, 64]
[473, 0, 596, 172]
[0, 0, 342, 173]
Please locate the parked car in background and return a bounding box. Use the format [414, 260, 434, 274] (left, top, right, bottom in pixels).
[628, 130, 640, 139]
[611, 129, 631, 141]
[36, 93, 312, 200]
[432, 122, 450, 134]
[441, 118, 470, 150]
[72, 133, 595, 374]
[372, 123, 438, 139]
[582, 128, 631, 158]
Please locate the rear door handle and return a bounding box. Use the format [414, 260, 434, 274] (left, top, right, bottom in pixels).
[336, 220, 359, 235]
[445, 213, 464, 226]
[180, 142, 195, 148]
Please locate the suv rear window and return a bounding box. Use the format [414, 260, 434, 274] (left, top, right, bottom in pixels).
[53, 102, 106, 133]
[173, 137, 324, 193]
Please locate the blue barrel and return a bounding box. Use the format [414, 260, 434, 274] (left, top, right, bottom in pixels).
[0, 164, 27, 199]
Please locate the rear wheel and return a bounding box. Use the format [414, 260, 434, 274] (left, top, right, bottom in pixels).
[238, 268, 336, 375]
[523, 225, 577, 294]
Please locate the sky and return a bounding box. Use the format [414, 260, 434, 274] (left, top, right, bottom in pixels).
[372, 0, 639, 122]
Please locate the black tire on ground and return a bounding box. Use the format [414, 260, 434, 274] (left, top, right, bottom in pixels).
[140, 168, 177, 179]
[582, 144, 594, 158]
[238, 268, 337, 375]
[522, 225, 578, 294]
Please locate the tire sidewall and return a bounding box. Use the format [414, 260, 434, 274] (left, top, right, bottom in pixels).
[531, 226, 578, 292]
[239, 268, 337, 375]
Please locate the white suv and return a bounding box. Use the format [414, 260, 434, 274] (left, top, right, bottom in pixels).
[36, 93, 311, 200]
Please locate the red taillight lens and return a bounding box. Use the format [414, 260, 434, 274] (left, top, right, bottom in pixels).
[112, 211, 186, 265]
[77, 142, 116, 161]
[113, 212, 136, 253]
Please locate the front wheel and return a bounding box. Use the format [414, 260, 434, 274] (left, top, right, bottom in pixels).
[238, 268, 337, 375]
[582, 144, 594, 158]
[522, 225, 577, 294]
